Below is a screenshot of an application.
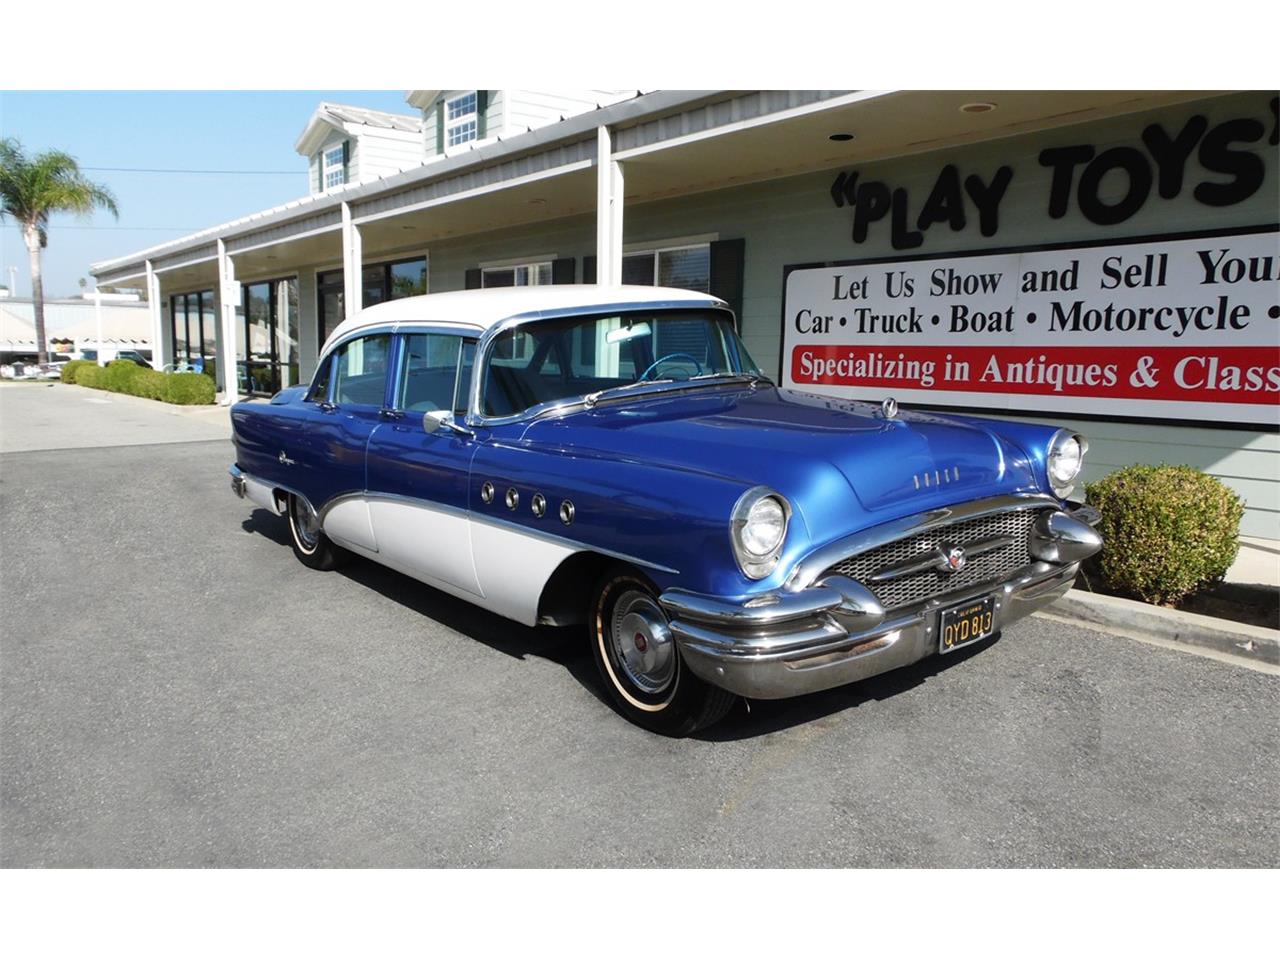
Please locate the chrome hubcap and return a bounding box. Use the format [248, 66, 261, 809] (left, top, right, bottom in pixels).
[609, 591, 676, 695]
[292, 498, 321, 548]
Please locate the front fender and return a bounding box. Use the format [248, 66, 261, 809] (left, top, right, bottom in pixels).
[468, 438, 811, 597]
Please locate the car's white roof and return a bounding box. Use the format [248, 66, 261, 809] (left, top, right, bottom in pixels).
[320, 284, 727, 356]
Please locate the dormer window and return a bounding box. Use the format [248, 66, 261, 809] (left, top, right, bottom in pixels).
[323, 143, 346, 189]
[445, 92, 479, 147]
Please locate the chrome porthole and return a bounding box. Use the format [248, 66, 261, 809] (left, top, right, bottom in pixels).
[480, 481, 495, 504]
[505, 487, 519, 510]
[609, 590, 677, 695]
[531, 493, 546, 518]
[559, 500, 575, 525]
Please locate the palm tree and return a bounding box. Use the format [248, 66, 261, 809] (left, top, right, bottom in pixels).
[0, 138, 118, 365]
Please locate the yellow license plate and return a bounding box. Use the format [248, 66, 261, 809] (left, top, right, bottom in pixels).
[939, 596, 996, 653]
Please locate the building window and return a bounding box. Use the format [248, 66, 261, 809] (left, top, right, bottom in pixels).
[481, 261, 551, 288]
[239, 277, 299, 397]
[445, 91, 478, 148]
[169, 290, 216, 379]
[622, 243, 711, 293]
[317, 256, 428, 346]
[323, 143, 346, 190]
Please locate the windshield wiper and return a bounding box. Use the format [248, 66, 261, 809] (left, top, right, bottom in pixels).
[583, 373, 771, 408]
[583, 379, 673, 407]
[689, 372, 772, 385]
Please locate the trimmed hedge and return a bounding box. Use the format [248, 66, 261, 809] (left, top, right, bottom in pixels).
[60, 359, 95, 383]
[1087, 464, 1244, 605]
[68, 359, 215, 405]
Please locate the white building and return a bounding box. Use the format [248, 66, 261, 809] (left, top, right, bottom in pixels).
[0, 294, 151, 362]
[90, 90, 1280, 536]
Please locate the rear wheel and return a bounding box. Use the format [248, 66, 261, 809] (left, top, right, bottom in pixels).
[589, 567, 736, 736]
[286, 493, 347, 571]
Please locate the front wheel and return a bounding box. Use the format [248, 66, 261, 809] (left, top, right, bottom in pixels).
[286, 493, 348, 571]
[589, 567, 736, 736]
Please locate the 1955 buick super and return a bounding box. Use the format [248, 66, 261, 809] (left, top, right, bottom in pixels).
[229, 285, 1101, 735]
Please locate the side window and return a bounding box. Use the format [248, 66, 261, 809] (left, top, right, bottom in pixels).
[396, 333, 463, 413]
[308, 354, 333, 403]
[333, 333, 392, 407]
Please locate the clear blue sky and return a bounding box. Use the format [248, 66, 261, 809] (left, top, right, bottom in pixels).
[0, 91, 416, 297]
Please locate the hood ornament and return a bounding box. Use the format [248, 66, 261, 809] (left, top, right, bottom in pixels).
[880, 397, 898, 419]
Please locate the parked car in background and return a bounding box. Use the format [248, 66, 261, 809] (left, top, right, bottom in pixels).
[72, 347, 153, 368]
[228, 286, 1101, 735]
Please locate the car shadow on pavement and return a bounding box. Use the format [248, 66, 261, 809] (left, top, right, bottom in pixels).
[241, 508, 609, 700]
[241, 507, 998, 739]
[692, 636, 998, 742]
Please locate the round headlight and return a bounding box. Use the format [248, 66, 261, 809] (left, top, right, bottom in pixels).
[731, 488, 790, 580]
[1047, 430, 1086, 497]
[742, 496, 786, 556]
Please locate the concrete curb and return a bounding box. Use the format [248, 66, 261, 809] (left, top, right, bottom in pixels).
[1046, 588, 1279, 666]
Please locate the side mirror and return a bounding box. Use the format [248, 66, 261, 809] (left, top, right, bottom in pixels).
[422, 409, 475, 439]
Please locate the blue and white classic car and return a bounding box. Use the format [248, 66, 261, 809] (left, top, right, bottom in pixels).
[229, 286, 1101, 735]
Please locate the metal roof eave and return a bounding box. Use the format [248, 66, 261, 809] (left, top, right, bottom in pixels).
[89, 90, 725, 279]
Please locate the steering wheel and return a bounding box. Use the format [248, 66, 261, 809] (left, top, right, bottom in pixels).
[639, 352, 703, 381]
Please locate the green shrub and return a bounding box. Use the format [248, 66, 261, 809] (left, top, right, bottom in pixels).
[1087, 464, 1244, 605]
[104, 359, 142, 393]
[162, 371, 216, 405]
[75, 363, 106, 388]
[60, 359, 94, 383]
[64, 359, 213, 405]
[134, 368, 167, 400]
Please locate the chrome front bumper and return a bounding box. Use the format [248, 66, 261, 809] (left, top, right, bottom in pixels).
[660, 502, 1101, 700]
[662, 561, 1081, 699]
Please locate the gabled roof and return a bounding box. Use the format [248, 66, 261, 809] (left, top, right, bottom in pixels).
[295, 102, 423, 155]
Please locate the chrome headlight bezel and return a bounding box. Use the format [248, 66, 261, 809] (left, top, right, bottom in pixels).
[731, 486, 791, 580]
[1046, 429, 1088, 499]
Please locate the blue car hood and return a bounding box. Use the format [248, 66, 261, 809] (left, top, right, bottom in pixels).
[520, 385, 1043, 530]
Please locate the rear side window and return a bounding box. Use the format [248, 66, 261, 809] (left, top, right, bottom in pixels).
[397, 333, 462, 413]
[333, 333, 392, 407]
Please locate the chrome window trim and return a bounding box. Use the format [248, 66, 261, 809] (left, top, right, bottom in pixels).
[784, 492, 1062, 593]
[465, 301, 736, 428]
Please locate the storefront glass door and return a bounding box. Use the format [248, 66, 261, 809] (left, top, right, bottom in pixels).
[238, 278, 298, 396]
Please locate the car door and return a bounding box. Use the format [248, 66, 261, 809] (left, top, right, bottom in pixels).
[364, 330, 482, 595]
[306, 330, 395, 553]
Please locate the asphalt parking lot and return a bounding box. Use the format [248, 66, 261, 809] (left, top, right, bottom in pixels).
[2, 384, 1277, 867]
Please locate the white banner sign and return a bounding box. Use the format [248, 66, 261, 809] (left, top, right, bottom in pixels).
[781, 228, 1280, 426]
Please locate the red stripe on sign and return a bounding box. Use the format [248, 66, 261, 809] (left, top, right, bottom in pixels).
[789, 345, 1280, 405]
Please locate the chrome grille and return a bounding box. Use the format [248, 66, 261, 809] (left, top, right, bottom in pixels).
[822, 508, 1044, 611]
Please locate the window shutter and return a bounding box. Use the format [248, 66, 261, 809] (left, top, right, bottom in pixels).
[583, 256, 597, 284]
[709, 238, 746, 330]
[436, 101, 445, 154]
[476, 90, 488, 139]
[551, 258, 576, 284]
[464, 268, 483, 290]
[342, 141, 350, 183]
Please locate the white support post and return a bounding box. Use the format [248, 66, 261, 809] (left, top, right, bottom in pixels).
[92, 288, 103, 362]
[342, 202, 362, 315]
[595, 126, 624, 286]
[217, 239, 239, 404]
[145, 259, 164, 371]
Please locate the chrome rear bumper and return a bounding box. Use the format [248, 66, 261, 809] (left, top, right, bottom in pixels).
[229, 464, 247, 498]
[661, 560, 1082, 701]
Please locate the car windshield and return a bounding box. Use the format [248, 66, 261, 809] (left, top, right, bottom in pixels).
[480, 309, 764, 419]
